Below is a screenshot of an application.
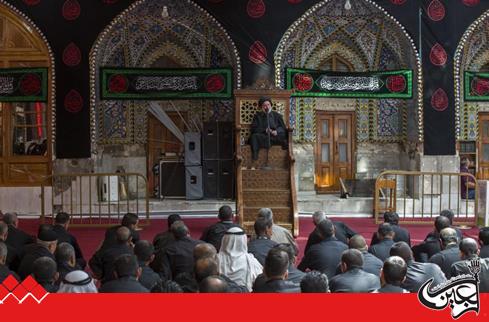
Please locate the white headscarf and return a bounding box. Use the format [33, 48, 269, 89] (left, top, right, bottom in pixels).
[57, 271, 98, 293]
[217, 227, 263, 291]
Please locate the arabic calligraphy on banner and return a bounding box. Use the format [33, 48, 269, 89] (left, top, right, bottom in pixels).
[100, 68, 233, 100]
[0, 68, 48, 102]
[285, 68, 413, 99]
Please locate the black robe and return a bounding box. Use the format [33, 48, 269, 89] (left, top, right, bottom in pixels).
[249, 111, 287, 160]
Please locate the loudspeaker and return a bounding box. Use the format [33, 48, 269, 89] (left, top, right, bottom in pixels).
[159, 161, 185, 198]
[184, 132, 201, 166]
[203, 122, 234, 160]
[185, 166, 203, 200]
[203, 160, 218, 198]
[203, 160, 235, 199]
[219, 122, 234, 160]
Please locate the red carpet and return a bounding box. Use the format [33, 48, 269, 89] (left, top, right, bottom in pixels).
[16, 217, 480, 262]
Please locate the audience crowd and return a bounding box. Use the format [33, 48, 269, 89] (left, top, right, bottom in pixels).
[0, 207, 488, 293]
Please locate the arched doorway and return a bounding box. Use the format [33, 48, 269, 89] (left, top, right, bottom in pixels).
[0, 1, 55, 186]
[90, 0, 240, 197]
[275, 0, 422, 193]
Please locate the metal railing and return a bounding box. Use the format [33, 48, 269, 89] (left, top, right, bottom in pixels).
[40, 172, 150, 227]
[374, 170, 478, 225]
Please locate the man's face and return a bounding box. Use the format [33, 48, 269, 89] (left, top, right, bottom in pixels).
[261, 101, 271, 113]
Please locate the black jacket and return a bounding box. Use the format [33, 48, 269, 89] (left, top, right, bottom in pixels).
[89, 243, 133, 283]
[5, 225, 35, 251]
[253, 263, 305, 290]
[247, 237, 278, 266]
[368, 238, 395, 262]
[374, 284, 409, 293]
[0, 264, 19, 283]
[99, 276, 149, 293]
[17, 244, 56, 280]
[57, 261, 80, 282]
[220, 274, 248, 293]
[160, 236, 202, 280]
[100, 225, 140, 250]
[304, 221, 356, 253]
[138, 264, 161, 291]
[412, 232, 442, 262]
[429, 244, 460, 279]
[298, 237, 348, 279]
[371, 224, 411, 246]
[480, 245, 489, 259]
[253, 278, 300, 293]
[52, 225, 86, 269]
[200, 221, 240, 251]
[402, 260, 446, 293]
[334, 251, 383, 277]
[153, 230, 174, 252]
[451, 256, 489, 293]
[329, 268, 380, 293]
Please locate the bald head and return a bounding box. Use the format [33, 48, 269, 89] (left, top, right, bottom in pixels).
[434, 216, 451, 233]
[116, 226, 131, 244]
[193, 243, 217, 261]
[2, 213, 18, 227]
[199, 276, 228, 293]
[459, 238, 479, 258]
[349, 234, 368, 252]
[390, 241, 413, 262]
[194, 257, 219, 282]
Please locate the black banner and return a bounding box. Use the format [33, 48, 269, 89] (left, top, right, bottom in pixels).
[0, 68, 48, 102]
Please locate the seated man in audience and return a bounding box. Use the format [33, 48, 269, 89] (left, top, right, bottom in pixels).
[218, 227, 262, 292]
[369, 223, 395, 262]
[374, 256, 409, 293]
[160, 221, 203, 280]
[58, 270, 98, 293]
[194, 256, 247, 293]
[174, 272, 199, 293]
[100, 213, 140, 250]
[0, 222, 19, 270]
[200, 206, 240, 251]
[390, 241, 446, 293]
[440, 209, 463, 241]
[479, 227, 489, 259]
[256, 208, 297, 251]
[0, 241, 19, 282]
[248, 217, 277, 265]
[89, 226, 134, 284]
[298, 219, 348, 279]
[412, 216, 450, 262]
[32, 256, 59, 293]
[329, 249, 380, 293]
[153, 214, 181, 252]
[429, 228, 460, 279]
[55, 242, 80, 281]
[52, 212, 86, 269]
[134, 240, 161, 291]
[451, 238, 489, 292]
[300, 271, 329, 293]
[347, 234, 383, 277]
[305, 211, 357, 252]
[2, 212, 35, 270]
[18, 229, 58, 280]
[199, 275, 229, 293]
[151, 280, 183, 293]
[371, 212, 411, 246]
[193, 243, 217, 261]
[253, 248, 300, 293]
[99, 254, 148, 293]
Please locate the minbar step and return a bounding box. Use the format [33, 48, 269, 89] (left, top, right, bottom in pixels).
[240, 146, 289, 169]
[242, 190, 291, 207]
[242, 169, 290, 190]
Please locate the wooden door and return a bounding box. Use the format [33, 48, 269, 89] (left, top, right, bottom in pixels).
[316, 112, 354, 192]
[478, 113, 489, 179]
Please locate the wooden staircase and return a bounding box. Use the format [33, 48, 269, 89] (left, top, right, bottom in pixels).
[235, 90, 299, 237]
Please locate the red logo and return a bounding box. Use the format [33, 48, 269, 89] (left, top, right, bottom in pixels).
[19, 73, 42, 96]
[102, 0, 119, 4]
[22, 0, 41, 6]
[429, 43, 448, 66]
[107, 74, 129, 94]
[0, 275, 49, 304]
[205, 74, 226, 93]
[64, 89, 83, 113]
[431, 88, 448, 112]
[471, 77, 489, 96]
[293, 73, 314, 91]
[249, 41, 267, 64]
[386, 75, 407, 93]
[462, 0, 480, 7]
[62, 0, 81, 21]
[427, 0, 445, 22]
[62, 42, 82, 67]
[247, 0, 266, 18]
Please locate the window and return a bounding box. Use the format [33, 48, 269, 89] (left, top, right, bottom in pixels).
[319, 54, 354, 72]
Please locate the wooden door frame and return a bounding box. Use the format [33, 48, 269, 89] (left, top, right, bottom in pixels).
[314, 110, 356, 193]
[478, 112, 489, 179]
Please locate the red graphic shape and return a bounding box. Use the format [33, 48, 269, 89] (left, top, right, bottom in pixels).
[471, 77, 489, 96]
[62, 42, 82, 67]
[19, 275, 39, 292]
[205, 74, 226, 93]
[249, 41, 267, 64]
[427, 0, 445, 22]
[431, 88, 448, 111]
[462, 0, 479, 6]
[62, 0, 81, 21]
[19, 73, 42, 96]
[293, 73, 314, 91]
[390, 0, 407, 4]
[0, 284, 9, 299]
[108, 74, 129, 93]
[1, 275, 19, 292]
[386, 75, 407, 93]
[247, 0, 266, 18]
[288, 0, 302, 3]
[29, 283, 48, 298]
[102, 0, 119, 4]
[23, 0, 40, 5]
[64, 89, 83, 113]
[429, 43, 448, 66]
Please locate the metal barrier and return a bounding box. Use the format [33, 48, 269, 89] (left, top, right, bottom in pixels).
[40, 172, 150, 227]
[374, 170, 478, 225]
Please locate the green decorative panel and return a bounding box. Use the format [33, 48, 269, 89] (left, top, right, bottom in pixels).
[0, 68, 48, 102]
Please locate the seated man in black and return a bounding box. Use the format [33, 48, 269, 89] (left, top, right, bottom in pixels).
[479, 227, 489, 259]
[371, 212, 411, 246]
[32, 256, 59, 293]
[247, 217, 277, 265]
[99, 254, 148, 293]
[374, 256, 409, 293]
[451, 238, 489, 292]
[253, 248, 300, 293]
[249, 97, 287, 162]
[52, 212, 86, 269]
[300, 271, 329, 293]
[200, 205, 240, 251]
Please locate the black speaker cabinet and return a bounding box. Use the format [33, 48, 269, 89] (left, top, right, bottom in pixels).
[219, 122, 234, 160]
[203, 160, 235, 199]
[159, 161, 185, 198]
[203, 122, 234, 160]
